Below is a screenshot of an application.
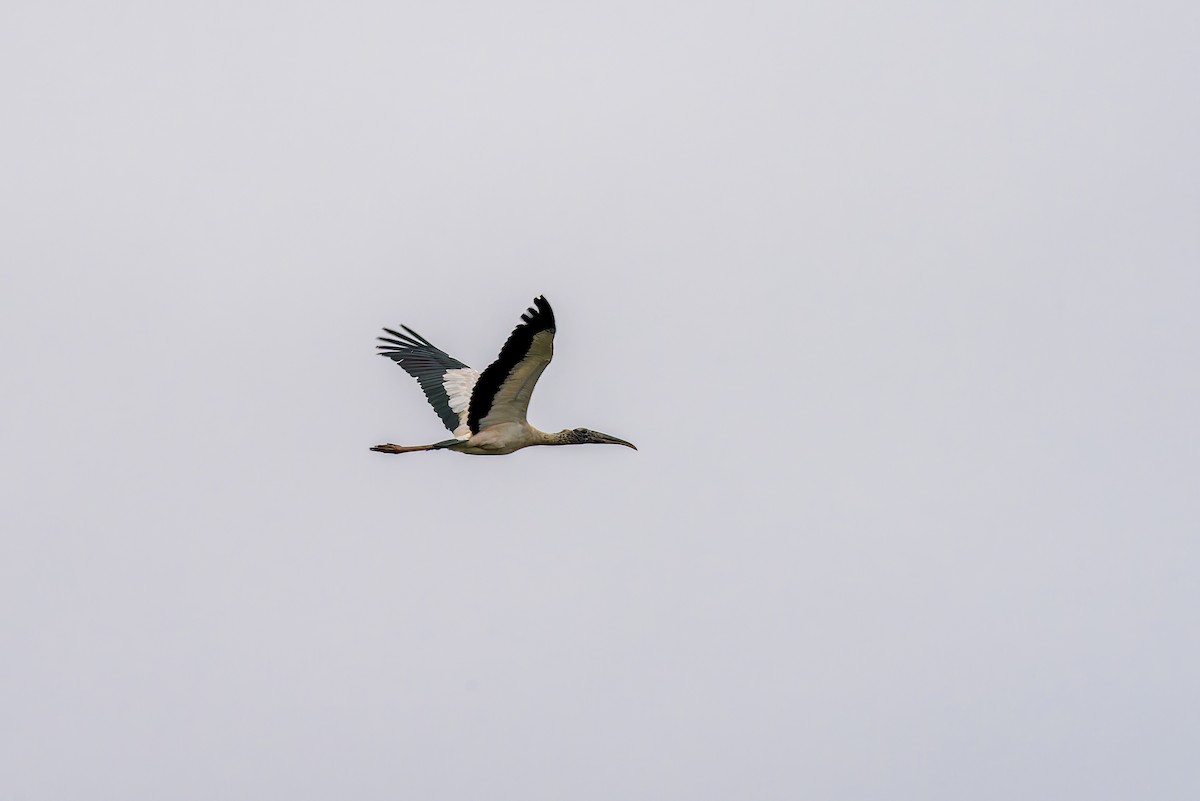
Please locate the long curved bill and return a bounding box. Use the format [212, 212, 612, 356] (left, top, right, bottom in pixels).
[595, 432, 637, 450]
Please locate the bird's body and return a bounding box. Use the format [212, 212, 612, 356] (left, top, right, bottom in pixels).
[371, 296, 635, 456]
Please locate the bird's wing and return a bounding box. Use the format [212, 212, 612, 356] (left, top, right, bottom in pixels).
[468, 296, 557, 433]
[377, 326, 478, 438]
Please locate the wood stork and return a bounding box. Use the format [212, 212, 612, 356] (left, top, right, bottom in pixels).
[371, 296, 636, 456]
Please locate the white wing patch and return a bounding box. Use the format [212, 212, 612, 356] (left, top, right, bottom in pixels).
[442, 368, 480, 438]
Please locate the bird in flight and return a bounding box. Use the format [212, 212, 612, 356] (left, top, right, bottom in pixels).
[371, 296, 636, 456]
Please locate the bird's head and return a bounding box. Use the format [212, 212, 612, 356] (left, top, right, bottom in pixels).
[562, 427, 637, 450]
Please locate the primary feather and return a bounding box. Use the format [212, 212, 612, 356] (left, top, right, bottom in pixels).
[376, 326, 478, 438]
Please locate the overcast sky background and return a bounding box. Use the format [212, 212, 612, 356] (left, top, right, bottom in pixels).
[3, 1, 1198, 799]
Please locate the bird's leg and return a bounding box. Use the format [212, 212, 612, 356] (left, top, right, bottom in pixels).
[369, 443, 438, 454]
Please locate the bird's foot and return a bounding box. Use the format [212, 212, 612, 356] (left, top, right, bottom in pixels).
[370, 443, 433, 454]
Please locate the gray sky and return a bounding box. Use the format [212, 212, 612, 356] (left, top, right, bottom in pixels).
[3, 1, 1198, 799]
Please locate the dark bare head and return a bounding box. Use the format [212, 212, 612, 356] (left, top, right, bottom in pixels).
[558, 427, 637, 449]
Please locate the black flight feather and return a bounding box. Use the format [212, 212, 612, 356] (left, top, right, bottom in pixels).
[467, 296, 556, 433]
[376, 327, 472, 433]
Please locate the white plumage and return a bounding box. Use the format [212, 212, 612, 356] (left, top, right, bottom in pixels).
[440, 367, 478, 439]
